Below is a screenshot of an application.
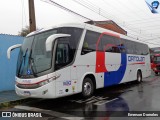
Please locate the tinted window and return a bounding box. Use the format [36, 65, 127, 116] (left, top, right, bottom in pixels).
[55, 43, 70, 70]
[82, 31, 100, 55]
[58, 27, 82, 50]
[31, 30, 58, 73]
[135, 42, 142, 55]
[153, 56, 160, 64]
[17, 36, 34, 76]
[82, 31, 148, 55]
[121, 38, 148, 55]
[58, 27, 83, 63]
[120, 38, 126, 53]
[142, 44, 149, 55]
[101, 35, 121, 53]
[124, 40, 136, 54]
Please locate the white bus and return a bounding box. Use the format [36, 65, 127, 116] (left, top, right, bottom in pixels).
[7, 23, 151, 98]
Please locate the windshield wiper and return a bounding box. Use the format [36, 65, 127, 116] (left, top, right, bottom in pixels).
[18, 48, 28, 77]
[29, 49, 38, 77]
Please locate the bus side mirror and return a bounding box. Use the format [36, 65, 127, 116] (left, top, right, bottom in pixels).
[7, 44, 22, 59]
[45, 34, 71, 51]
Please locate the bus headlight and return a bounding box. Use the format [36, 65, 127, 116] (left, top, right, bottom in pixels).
[16, 77, 56, 89]
[39, 80, 49, 86]
[154, 67, 157, 71]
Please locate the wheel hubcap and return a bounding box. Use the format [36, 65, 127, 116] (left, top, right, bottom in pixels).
[84, 82, 92, 96]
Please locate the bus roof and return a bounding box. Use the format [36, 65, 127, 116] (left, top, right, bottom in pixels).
[27, 23, 86, 37]
[26, 22, 147, 46]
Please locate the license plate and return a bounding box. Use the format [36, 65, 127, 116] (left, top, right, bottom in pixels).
[24, 91, 31, 96]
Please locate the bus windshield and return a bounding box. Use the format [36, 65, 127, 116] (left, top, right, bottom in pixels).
[17, 27, 83, 78]
[153, 56, 160, 64]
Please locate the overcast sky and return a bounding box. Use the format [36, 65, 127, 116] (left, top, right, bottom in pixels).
[0, 0, 160, 48]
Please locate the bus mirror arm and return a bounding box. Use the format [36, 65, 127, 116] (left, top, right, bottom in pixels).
[7, 44, 22, 59]
[46, 34, 71, 51]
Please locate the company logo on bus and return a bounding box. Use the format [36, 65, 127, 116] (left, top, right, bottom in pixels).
[22, 80, 31, 84]
[128, 56, 145, 62]
[63, 81, 71, 86]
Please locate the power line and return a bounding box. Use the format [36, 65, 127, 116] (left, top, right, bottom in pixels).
[99, 0, 160, 38]
[143, 27, 160, 30]
[40, 0, 160, 46]
[102, 0, 132, 18]
[59, 0, 160, 44]
[72, 0, 159, 39]
[73, 0, 159, 38]
[126, 18, 160, 25]
[41, 0, 92, 21]
[113, 0, 145, 19]
[127, 33, 160, 46]
[126, 16, 160, 22]
[145, 37, 160, 41]
[132, 24, 160, 29]
[73, 0, 125, 23]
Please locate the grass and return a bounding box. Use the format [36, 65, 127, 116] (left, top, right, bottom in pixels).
[0, 98, 31, 109]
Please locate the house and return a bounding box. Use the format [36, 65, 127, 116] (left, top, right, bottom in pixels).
[86, 20, 127, 35]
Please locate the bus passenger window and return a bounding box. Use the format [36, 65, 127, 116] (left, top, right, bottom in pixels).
[83, 42, 88, 48]
[112, 46, 120, 53]
[119, 44, 126, 53]
[101, 35, 121, 53]
[81, 31, 100, 55]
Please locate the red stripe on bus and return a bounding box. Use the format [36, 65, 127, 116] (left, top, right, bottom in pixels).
[95, 32, 120, 73]
[131, 62, 145, 65]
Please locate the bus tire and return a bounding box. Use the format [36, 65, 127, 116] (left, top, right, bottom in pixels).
[155, 72, 158, 76]
[137, 70, 142, 83]
[82, 77, 94, 98]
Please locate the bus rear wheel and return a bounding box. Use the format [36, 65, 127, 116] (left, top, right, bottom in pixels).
[137, 71, 142, 83]
[82, 77, 94, 98]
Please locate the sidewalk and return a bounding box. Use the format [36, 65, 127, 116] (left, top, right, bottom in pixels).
[0, 90, 26, 106]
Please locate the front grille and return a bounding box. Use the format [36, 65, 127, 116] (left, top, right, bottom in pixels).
[156, 65, 160, 70]
[16, 83, 39, 89]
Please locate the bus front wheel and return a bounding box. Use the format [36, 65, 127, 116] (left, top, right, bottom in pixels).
[137, 71, 142, 83]
[82, 77, 94, 98]
[155, 72, 158, 76]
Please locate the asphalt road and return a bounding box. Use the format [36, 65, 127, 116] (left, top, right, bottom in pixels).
[2, 73, 160, 120]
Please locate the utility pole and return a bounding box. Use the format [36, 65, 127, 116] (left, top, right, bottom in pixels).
[28, 0, 36, 32]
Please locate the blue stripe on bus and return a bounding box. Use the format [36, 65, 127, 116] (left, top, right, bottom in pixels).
[104, 53, 127, 86]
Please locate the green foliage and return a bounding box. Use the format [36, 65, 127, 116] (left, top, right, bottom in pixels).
[18, 26, 30, 37]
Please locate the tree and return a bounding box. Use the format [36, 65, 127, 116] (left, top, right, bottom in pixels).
[18, 26, 30, 37]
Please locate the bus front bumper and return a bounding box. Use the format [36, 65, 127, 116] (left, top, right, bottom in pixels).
[15, 81, 56, 98]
